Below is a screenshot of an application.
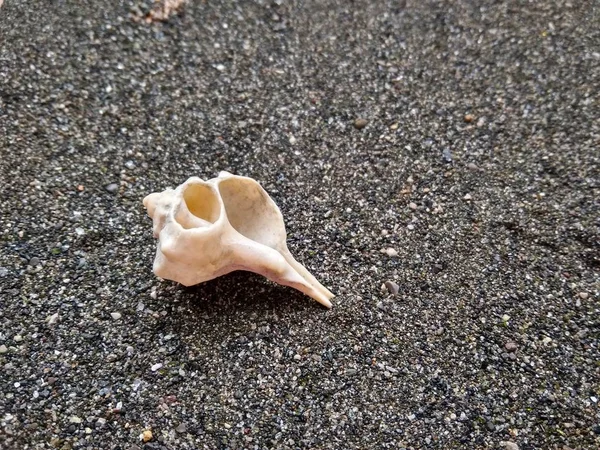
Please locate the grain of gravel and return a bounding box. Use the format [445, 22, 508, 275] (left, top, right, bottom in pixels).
[1, 1, 599, 449]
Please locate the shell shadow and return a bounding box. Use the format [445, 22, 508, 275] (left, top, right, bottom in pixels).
[178, 271, 322, 315]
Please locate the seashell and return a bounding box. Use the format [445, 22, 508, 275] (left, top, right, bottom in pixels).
[143, 172, 334, 308]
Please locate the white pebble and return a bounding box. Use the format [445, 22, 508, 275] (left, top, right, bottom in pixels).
[111, 312, 122, 320]
[384, 248, 398, 257]
[46, 313, 59, 325]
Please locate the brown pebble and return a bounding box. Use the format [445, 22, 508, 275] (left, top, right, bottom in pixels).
[464, 114, 474, 123]
[142, 429, 153, 442]
[353, 118, 368, 129]
[384, 280, 399, 296]
[505, 342, 518, 352]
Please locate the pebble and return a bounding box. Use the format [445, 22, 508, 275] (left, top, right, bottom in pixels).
[175, 423, 187, 433]
[353, 118, 368, 129]
[501, 442, 519, 450]
[125, 160, 136, 169]
[505, 342, 518, 352]
[409, 202, 417, 210]
[142, 429, 153, 442]
[579, 292, 588, 299]
[467, 162, 479, 171]
[105, 183, 119, 193]
[384, 248, 398, 257]
[293, 354, 301, 361]
[463, 193, 472, 200]
[46, 313, 59, 325]
[504, 342, 519, 352]
[151, 363, 163, 372]
[14, 335, 22, 342]
[464, 114, 474, 123]
[384, 280, 399, 296]
[110, 312, 122, 320]
[0, 344, 7, 354]
[28, 257, 40, 266]
[442, 148, 453, 163]
[406, 224, 414, 231]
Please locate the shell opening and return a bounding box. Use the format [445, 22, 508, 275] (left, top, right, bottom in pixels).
[182, 183, 221, 225]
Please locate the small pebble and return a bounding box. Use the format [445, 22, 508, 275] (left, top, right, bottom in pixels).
[505, 342, 518, 352]
[501, 442, 519, 450]
[105, 183, 119, 193]
[579, 292, 588, 299]
[0, 344, 8, 354]
[151, 363, 163, 372]
[14, 335, 22, 342]
[46, 313, 59, 325]
[293, 354, 301, 361]
[142, 429, 153, 442]
[175, 423, 187, 433]
[28, 257, 40, 266]
[384, 248, 398, 257]
[110, 312, 122, 320]
[463, 193, 472, 200]
[464, 114, 474, 123]
[353, 118, 368, 129]
[467, 162, 479, 171]
[384, 280, 399, 296]
[442, 148, 453, 163]
[409, 202, 417, 210]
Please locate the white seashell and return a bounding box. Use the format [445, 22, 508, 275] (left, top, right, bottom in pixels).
[143, 172, 334, 308]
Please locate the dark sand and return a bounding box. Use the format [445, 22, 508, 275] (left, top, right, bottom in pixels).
[1, 1, 598, 448]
